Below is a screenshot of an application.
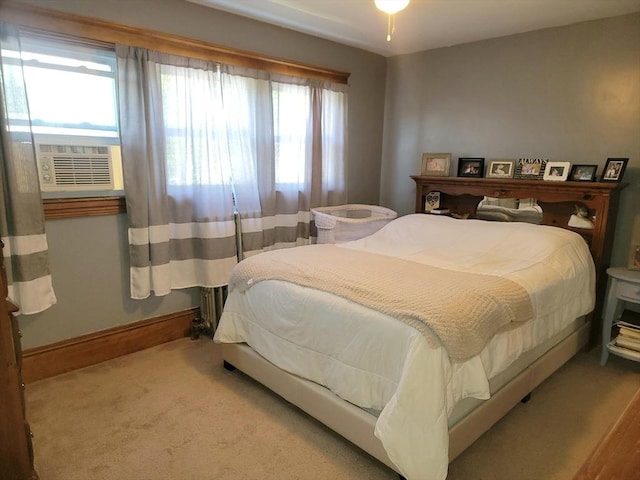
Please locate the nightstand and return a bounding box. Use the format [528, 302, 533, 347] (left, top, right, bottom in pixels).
[600, 267, 640, 366]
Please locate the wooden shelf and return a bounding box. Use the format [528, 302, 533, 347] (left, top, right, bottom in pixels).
[566, 226, 595, 235]
[607, 341, 640, 362]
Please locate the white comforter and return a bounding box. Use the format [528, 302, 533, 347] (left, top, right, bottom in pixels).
[214, 214, 595, 480]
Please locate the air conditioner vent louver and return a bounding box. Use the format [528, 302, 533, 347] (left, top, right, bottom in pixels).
[36, 143, 114, 192]
[52, 156, 112, 185]
[39, 144, 110, 156]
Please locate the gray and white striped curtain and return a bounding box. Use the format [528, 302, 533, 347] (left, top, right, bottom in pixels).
[0, 22, 56, 314]
[116, 46, 238, 299]
[116, 46, 347, 298]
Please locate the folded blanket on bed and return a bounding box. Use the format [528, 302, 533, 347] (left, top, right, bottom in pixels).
[230, 244, 533, 361]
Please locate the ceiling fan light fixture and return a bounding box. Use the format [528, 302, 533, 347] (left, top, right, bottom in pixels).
[374, 0, 410, 42]
[374, 0, 410, 15]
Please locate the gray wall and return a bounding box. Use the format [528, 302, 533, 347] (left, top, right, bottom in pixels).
[20, 215, 199, 348]
[18, 0, 387, 349]
[380, 13, 640, 268]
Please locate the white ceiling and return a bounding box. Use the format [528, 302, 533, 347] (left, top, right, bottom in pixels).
[187, 0, 640, 56]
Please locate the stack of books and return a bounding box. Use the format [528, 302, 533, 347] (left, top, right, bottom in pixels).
[615, 310, 640, 353]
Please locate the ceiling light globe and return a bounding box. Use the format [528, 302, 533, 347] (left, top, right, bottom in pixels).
[374, 0, 410, 15]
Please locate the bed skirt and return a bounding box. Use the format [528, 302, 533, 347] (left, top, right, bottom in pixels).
[221, 316, 590, 473]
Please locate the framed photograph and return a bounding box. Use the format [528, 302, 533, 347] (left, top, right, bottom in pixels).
[424, 191, 440, 212]
[514, 158, 547, 180]
[569, 164, 598, 182]
[601, 158, 628, 182]
[486, 159, 516, 178]
[421, 153, 451, 177]
[457, 157, 484, 178]
[543, 161, 570, 181]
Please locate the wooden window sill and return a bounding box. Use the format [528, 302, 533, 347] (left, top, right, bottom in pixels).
[43, 197, 126, 220]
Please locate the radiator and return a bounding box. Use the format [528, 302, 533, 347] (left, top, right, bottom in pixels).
[200, 285, 228, 331]
[191, 285, 228, 339]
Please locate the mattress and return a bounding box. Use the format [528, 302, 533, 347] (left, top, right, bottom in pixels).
[214, 214, 595, 479]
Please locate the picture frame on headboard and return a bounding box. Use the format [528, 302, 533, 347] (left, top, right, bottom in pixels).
[569, 164, 598, 182]
[601, 158, 628, 182]
[421, 153, 451, 177]
[457, 158, 485, 178]
[486, 159, 516, 178]
[543, 161, 571, 181]
[514, 158, 547, 180]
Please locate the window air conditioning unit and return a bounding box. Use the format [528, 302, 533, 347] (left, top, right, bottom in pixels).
[36, 143, 114, 192]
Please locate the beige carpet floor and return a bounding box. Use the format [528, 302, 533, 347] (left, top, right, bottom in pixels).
[26, 338, 639, 480]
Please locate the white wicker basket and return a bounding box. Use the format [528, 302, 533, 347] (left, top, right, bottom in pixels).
[312, 204, 397, 244]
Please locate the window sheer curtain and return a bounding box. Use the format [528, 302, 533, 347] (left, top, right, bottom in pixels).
[222, 67, 347, 257]
[0, 22, 56, 313]
[116, 46, 238, 299]
[116, 46, 347, 298]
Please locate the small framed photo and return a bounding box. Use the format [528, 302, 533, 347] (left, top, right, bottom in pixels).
[421, 153, 451, 176]
[543, 161, 571, 181]
[457, 157, 485, 178]
[601, 158, 628, 182]
[424, 191, 440, 212]
[569, 164, 598, 182]
[514, 158, 547, 180]
[486, 159, 515, 178]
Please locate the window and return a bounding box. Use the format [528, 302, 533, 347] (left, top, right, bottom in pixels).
[161, 63, 231, 187]
[10, 35, 118, 138]
[2, 3, 349, 219]
[159, 65, 344, 192]
[273, 82, 310, 185]
[2, 33, 123, 195]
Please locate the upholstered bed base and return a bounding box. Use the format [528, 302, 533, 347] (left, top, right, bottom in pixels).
[221, 318, 590, 474]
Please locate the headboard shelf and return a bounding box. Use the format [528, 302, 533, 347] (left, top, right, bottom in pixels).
[411, 175, 626, 347]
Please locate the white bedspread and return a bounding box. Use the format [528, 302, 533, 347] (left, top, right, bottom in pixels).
[214, 214, 595, 480]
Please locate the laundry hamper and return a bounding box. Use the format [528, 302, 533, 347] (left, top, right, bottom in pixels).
[311, 204, 397, 244]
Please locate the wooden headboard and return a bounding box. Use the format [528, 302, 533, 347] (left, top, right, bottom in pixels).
[411, 175, 626, 346]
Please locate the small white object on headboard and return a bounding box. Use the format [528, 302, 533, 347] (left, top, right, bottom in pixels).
[568, 204, 594, 229]
[568, 214, 594, 229]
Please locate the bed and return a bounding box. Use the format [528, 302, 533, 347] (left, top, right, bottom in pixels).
[213, 211, 596, 480]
